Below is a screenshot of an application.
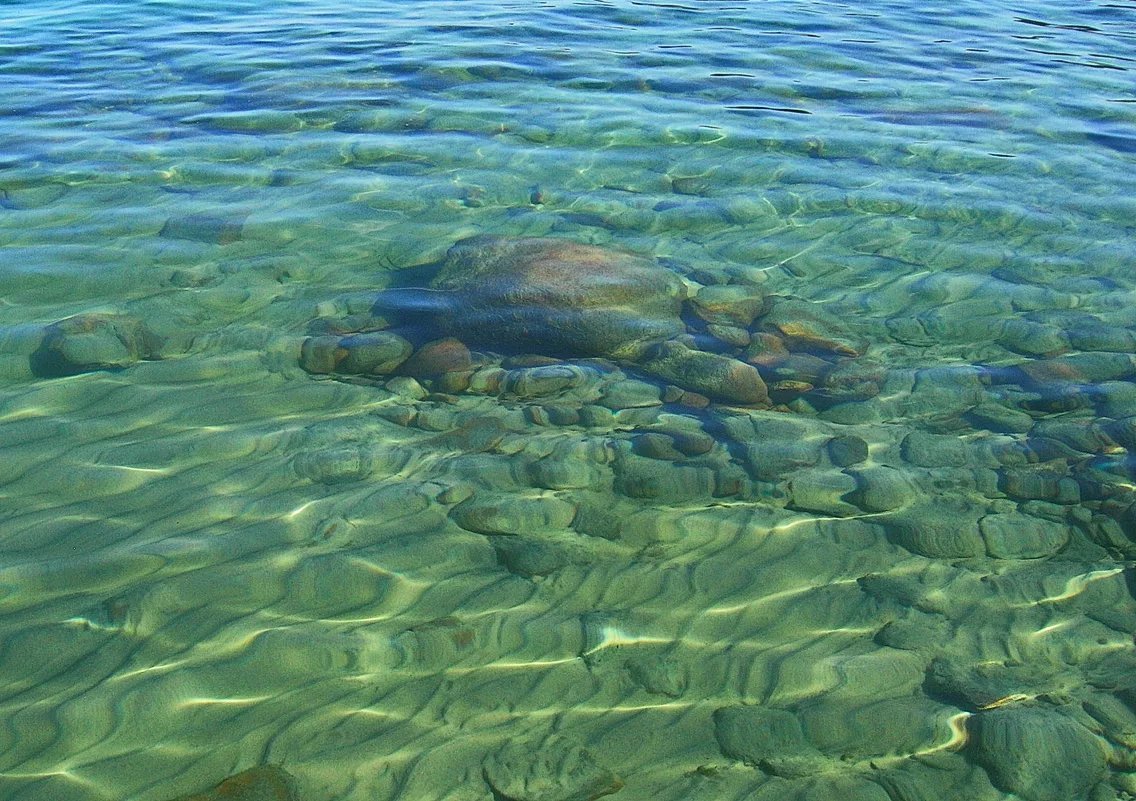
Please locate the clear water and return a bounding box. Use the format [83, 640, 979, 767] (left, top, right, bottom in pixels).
[2, 1, 1136, 799]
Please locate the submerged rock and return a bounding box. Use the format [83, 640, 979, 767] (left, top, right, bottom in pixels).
[967, 706, 1107, 801]
[169, 766, 297, 801]
[31, 313, 162, 377]
[483, 733, 622, 801]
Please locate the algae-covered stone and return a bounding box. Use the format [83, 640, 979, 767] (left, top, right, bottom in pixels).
[505, 365, 593, 397]
[967, 707, 1108, 801]
[640, 341, 768, 404]
[399, 337, 471, 377]
[689, 284, 766, 328]
[337, 331, 413, 375]
[900, 431, 970, 468]
[170, 766, 297, 801]
[789, 470, 860, 516]
[450, 495, 577, 535]
[613, 450, 716, 501]
[713, 706, 819, 767]
[600, 379, 662, 409]
[828, 435, 869, 467]
[884, 499, 987, 558]
[431, 236, 686, 361]
[31, 313, 162, 377]
[761, 298, 867, 357]
[743, 439, 822, 481]
[980, 512, 1069, 559]
[159, 213, 245, 245]
[483, 733, 622, 801]
[846, 465, 917, 512]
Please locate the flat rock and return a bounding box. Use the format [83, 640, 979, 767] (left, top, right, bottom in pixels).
[483, 733, 622, 801]
[713, 706, 820, 767]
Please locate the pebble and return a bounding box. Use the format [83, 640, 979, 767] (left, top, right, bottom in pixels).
[743, 439, 822, 480]
[493, 537, 572, 577]
[483, 733, 622, 801]
[600, 379, 662, 409]
[613, 450, 716, 501]
[980, 512, 1070, 559]
[967, 706, 1108, 801]
[467, 366, 506, 394]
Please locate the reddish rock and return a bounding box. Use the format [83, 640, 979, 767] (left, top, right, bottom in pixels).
[400, 337, 472, 377]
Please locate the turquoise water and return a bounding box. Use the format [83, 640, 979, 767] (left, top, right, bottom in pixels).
[3, 1, 1136, 800]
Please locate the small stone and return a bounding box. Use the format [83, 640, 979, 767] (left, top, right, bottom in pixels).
[788, 470, 860, 516]
[828, 435, 869, 466]
[436, 484, 474, 505]
[678, 391, 711, 409]
[299, 335, 343, 374]
[493, 537, 571, 577]
[159, 213, 245, 245]
[613, 450, 716, 501]
[713, 706, 819, 767]
[626, 654, 687, 697]
[998, 319, 1069, 357]
[293, 445, 374, 484]
[337, 331, 413, 375]
[633, 433, 684, 461]
[385, 375, 428, 400]
[846, 465, 916, 512]
[504, 365, 591, 397]
[468, 366, 506, 394]
[761, 298, 867, 357]
[399, 337, 471, 377]
[641, 341, 767, 405]
[706, 323, 751, 347]
[901, 431, 970, 468]
[435, 370, 472, 393]
[668, 429, 715, 456]
[578, 405, 616, 428]
[31, 313, 161, 377]
[743, 439, 822, 481]
[884, 499, 987, 558]
[966, 403, 1035, 434]
[689, 284, 766, 328]
[967, 707, 1108, 801]
[483, 733, 622, 801]
[544, 405, 581, 425]
[170, 766, 297, 801]
[601, 379, 662, 409]
[743, 332, 790, 366]
[980, 512, 1069, 559]
[450, 495, 577, 535]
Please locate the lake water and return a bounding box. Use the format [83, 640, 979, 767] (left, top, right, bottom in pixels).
[3, 1, 1136, 800]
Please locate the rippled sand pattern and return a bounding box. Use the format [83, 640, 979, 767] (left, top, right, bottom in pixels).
[3, 1, 1136, 800]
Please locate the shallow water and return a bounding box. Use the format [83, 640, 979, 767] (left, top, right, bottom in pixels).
[3, 1, 1136, 800]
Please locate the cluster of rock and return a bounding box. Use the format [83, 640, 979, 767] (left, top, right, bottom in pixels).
[299, 236, 872, 409]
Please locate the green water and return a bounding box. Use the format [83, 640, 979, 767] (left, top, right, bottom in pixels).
[2, 1, 1136, 800]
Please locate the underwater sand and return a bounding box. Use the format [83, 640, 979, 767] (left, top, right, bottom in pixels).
[3, 1, 1136, 800]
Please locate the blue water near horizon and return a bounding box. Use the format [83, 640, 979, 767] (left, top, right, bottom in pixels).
[3, 2, 1136, 800]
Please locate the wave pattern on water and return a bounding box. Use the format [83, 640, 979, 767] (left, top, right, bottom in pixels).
[2, 1, 1136, 800]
